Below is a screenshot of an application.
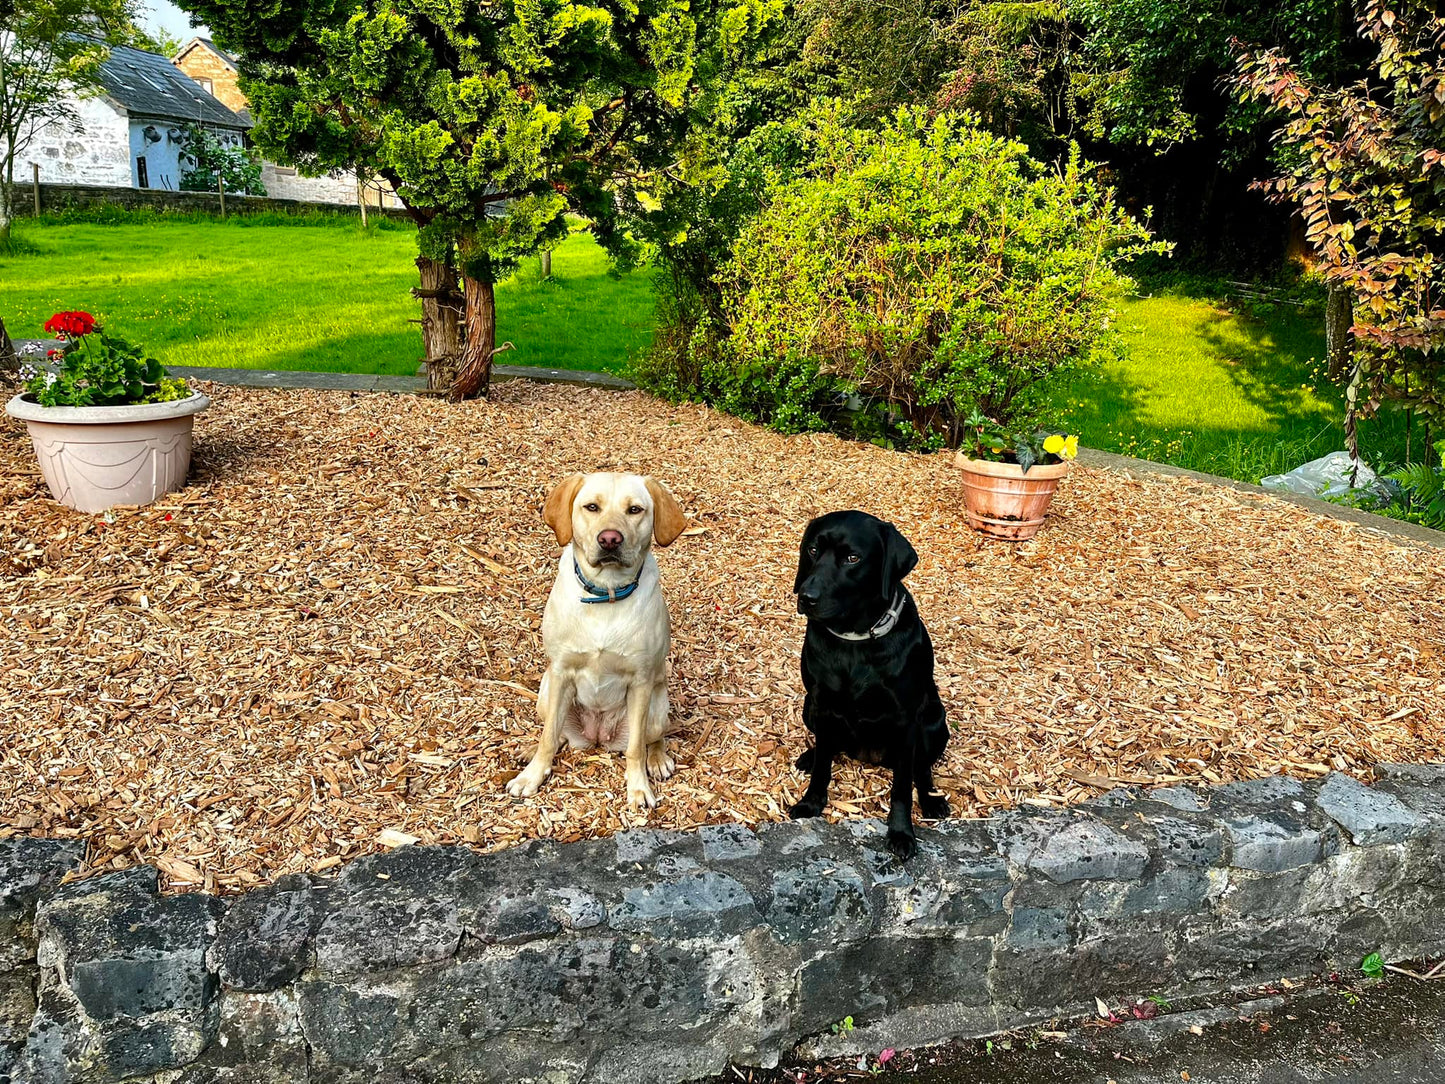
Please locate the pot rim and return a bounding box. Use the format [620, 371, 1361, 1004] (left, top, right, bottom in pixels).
[5, 390, 211, 425]
[953, 450, 1072, 480]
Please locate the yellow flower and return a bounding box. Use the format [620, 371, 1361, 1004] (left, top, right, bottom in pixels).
[1062, 435, 1079, 460]
[1042, 434, 1065, 455]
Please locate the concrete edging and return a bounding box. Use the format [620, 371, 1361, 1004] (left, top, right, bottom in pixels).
[2, 768, 1443, 1083]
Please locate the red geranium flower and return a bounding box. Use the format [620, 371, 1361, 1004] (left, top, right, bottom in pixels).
[43, 311, 97, 338]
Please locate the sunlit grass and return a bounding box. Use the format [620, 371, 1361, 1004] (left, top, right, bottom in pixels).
[0, 221, 655, 375]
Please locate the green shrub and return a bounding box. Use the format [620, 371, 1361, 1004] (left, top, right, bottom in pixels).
[714, 106, 1168, 449]
[178, 124, 266, 196]
[1382, 441, 1445, 529]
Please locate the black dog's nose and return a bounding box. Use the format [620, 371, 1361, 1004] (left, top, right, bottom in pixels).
[797, 588, 819, 612]
[597, 530, 623, 550]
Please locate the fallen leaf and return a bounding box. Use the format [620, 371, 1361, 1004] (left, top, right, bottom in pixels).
[1096, 997, 1112, 1020]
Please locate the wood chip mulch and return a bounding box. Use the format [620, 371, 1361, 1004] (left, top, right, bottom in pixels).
[1, 383, 1441, 893]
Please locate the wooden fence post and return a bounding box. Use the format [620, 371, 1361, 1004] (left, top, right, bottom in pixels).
[32, 163, 40, 217]
[218, 174, 226, 219]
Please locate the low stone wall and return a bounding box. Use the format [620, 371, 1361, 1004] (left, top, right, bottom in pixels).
[11, 183, 413, 222]
[2, 767, 1442, 1084]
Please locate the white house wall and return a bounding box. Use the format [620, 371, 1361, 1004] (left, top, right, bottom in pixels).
[260, 163, 399, 206]
[21, 95, 132, 188]
[130, 120, 244, 191]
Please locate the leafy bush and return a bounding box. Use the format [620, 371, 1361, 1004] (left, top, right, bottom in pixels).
[713, 106, 1168, 449]
[22, 312, 188, 407]
[178, 125, 266, 196]
[1382, 441, 1445, 529]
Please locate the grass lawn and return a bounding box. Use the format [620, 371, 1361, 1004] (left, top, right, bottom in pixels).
[4, 215, 1419, 484]
[1051, 287, 1413, 482]
[0, 219, 655, 375]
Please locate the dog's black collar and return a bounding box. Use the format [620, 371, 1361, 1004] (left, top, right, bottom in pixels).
[824, 591, 906, 641]
[575, 559, 641, 604]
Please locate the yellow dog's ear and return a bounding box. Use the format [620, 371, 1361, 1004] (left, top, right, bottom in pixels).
[543, 474, 586, 547]
[645, 477, 687, 547]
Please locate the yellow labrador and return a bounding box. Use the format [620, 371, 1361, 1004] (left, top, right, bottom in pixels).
[506, 472, 687, 809]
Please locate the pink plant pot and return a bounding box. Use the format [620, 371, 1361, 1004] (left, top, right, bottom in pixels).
[6, 391, 210, 513]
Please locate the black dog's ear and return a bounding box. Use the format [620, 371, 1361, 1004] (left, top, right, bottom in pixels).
[880, 521, 918, 597]
[794, 520, 819, 594]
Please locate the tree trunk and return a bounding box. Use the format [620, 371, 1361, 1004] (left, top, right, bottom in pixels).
[415, 254, 462, 392]
[0, 155, 14, 252]
[1325, 284, 1354, 382]
[540, 249, 552, 278]
[451, 275, 496, 401]
[0, 317, 16, 379]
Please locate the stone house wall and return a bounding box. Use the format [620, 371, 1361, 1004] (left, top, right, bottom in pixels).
[173, 44, 248, 115]
[17, 95, 132, 188]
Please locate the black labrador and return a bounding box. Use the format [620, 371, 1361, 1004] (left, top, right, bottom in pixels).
[790, 510, 949, 859]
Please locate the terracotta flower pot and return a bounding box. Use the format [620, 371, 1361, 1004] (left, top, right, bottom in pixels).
[6, 391, 210, 513]
[953, 451, 1070, 541]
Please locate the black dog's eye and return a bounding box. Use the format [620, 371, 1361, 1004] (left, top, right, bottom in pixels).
[845, 554, 861, 564]
[627, 505, 644, 515]
[584, 502, 601, 512]
[807, 545, 818, 558]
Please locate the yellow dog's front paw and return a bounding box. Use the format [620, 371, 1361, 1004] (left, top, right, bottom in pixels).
[647, 744, 676, 782]
[626, 767, 657, 810]
[505, 763, 550, 798]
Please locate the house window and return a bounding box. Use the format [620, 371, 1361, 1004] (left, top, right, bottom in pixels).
[197, 78, 213, 95]
[136, 157, 149, 189]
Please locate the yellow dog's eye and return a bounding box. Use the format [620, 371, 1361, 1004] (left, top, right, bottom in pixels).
[627, 505, 644, 515]
[584, 502, 600, 512]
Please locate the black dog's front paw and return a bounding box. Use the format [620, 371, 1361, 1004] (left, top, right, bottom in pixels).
[886, 828, 918, 861]
[794, 747, 816, 772]
[919, 791, 950, 820]
[789, 798, 825, 820]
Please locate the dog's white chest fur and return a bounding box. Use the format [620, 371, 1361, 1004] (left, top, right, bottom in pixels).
[540, 545, 672, 751]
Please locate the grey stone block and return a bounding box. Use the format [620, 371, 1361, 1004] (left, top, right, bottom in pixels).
[700, 824, 763, 862]
[490, 898, 561, 945]
[1213, 775, 1307, 806]
[1007, 906, 1070, 951]
[609, 872, 758, 938]
[1151, 815, 1225, 867]
[1224, 813, 1329, 873]
[797, 935, 992, 1033]
[1148, 786, 1209, 812]
[1317, 772, 1428, 845]
[216, 877, 320, 991]
[314, 887, 462, 977]
[0, 839, 85, 971]
[766, 862, 872, 945]
[545, 887, 607, 930]
[1027, 820, 1150, 884]
[25, 869, 223, 1079]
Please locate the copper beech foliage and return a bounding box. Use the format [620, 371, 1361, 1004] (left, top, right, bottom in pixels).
[1233, 0, 1445, 464]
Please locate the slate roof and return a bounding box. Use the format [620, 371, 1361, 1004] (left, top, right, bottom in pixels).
[98, 44, 249, 129]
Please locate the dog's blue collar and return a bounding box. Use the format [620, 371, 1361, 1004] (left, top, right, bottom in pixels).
[575, 559, 641, 604]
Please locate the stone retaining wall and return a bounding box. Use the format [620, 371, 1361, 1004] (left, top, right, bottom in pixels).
[12, 183, 413, 222]
[2, 767, 1442, 1084]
